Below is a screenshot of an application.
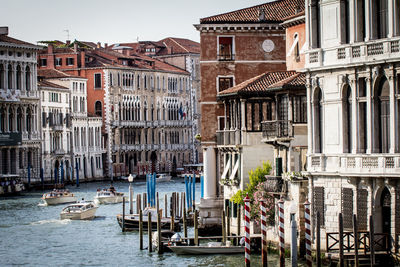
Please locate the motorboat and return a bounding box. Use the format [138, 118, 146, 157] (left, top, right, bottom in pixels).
[168, 241, 245, 255]
[156, 174, 171, 182]
[42, 189, 77, 205]
[93, 186, 124, 205]
[60, 201, 98, 220]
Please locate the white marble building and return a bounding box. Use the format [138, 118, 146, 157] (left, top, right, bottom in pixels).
[0, 27, 41, 183]
[304, 0, 400, 250]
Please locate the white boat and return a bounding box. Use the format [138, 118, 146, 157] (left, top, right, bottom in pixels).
[156, 174, 171, 182]
[42, 190, 77, 205]
[93, 186, 124, 205]
[60, 201, 98, 220]
[168, 241, 245, 255]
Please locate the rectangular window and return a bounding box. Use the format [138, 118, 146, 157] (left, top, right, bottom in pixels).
[357, 189, 368, 230]
[40, 58, 47, 67]
[313, 186, 325, 226]
[218, 77, 233, 92]
[55, 58, 62, 66]
[218, 36, 234, 61]
[293, 96, 307, 123]
[94, 73, 102, 89]
[67, 57, 74, 66]
[341, 188, 353, 229]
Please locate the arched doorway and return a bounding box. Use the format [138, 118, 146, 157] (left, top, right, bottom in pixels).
[128, 156, 134, 175]
[381, 187, 391, 235]
[172, 155, 177, 176]
[150, 152, 157, 173]
[65, 160, 70, 181]
[54, 160, 60, 183]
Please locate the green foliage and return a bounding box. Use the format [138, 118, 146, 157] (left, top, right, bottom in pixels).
[230, 161, 272, 204]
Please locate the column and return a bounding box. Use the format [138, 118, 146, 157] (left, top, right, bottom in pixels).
[366, 76, 373, 154]
[22, 106, 27, 133]
[306, 76, 313, 156]
[203, 146, 217, 199]
[389, 72, 396, 153]
[365, 0, 371, 41]
[388, 0, 394, 38]
[5, 104, 9, 132]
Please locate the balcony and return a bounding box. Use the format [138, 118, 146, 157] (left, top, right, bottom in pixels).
[216, 129, 241, 146]
[20, 90, 39, 99]
[306, 36, 400, 68]
[263, 176, 287, 195]
[217, 54, 235, 61]
[308, 154, 400, 176]
[51, 125, 63, 131]
[53, 149, 65, 156]
[261, 120, 293, 143]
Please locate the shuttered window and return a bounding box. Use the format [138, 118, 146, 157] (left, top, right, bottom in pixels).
[342, 188, 354, 229]
[357, 189, 368, 230]
[313, 186, 325, 226]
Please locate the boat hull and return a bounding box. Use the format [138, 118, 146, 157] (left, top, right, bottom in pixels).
[60, 207, 98, 220]
[94, 195, 124, 205]
[116, 214, 181, 232]
[43, 196, 77, 205]
[169, 245, 245, 255]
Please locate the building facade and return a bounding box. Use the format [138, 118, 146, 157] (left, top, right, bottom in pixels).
[304, 0, 400, 249]
[0, 27, 41, 183]
[195, 0, 304, 229]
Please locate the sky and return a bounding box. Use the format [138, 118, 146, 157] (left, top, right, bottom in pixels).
[2, 0, 270, 45]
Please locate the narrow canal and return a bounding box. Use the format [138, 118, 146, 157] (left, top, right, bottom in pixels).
[0, 179, 303, 266]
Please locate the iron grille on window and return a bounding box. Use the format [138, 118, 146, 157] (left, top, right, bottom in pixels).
[313, 186, 325, 226]
[342, 188, 353, 229]
[357, 189, 368, 231]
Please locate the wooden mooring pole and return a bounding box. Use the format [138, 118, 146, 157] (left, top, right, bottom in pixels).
[157, 208, 162, 254]
[143, 193, 147, 209]
[164, 194, 168, 218]
[170, 202, 175, 232]
[316, 211, 321, 267]
[183, 194, 187, 238]
[226, 204, 230, 242]
[369, 215, 375, 267]
[122, 197, 125, 232]
[194, 209, 199, 246]
[353, 214, 359, 267]
[148, 211, 152, 252]
[222, 210, 226, 244]
[139, 209, 143, 250]
[339, 213, 344, 267]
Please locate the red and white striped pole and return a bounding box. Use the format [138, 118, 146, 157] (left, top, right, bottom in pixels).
[304, 200, 312, 267]
[278, 198, 285, 267]
[244, 194, 251, 267]
[260, 198, 268, 267]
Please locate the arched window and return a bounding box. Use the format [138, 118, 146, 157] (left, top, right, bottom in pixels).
[16, 65, 21, 90]
[374, 76, 390, 153]
[342, 85, 352, 153]
[8, 107, 14, 132]
[25, 66, 31, 91]
[95, 101, 102, 117]
[357, 78, 367, 153]
[293, 34, 300, 62]
[313, 88, 323, 153]
[26, 107, 32, 133]
[17, 107, 22, 132]
[8, 64, 13, 89]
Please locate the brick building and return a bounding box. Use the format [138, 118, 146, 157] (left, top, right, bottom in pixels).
[195, 0, 304, 229]
[38, 42, 192, 178]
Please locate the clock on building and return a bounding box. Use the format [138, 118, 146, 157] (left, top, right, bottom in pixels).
[262, 39, 275, 53]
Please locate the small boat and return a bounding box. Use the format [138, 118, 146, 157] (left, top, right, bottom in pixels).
[42, 189, 77, 205]
[156, 174, 171, 182]
[116, 207, 181, 231]
[168, 241, 245, 255]
[60, 201, 98, 220]
[94, 186, 124, 205]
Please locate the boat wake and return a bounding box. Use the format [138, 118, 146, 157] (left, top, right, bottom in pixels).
[30, 219, 71, 225]
[37, 202, 48, 207]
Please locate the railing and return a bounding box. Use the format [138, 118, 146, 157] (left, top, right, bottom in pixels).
[261, 120, 292, 141]
[217, 54, 235, 61]
[327, 231, 390, 254]
[306, 36, 400, 66]
[263, 176, 287, 194]
[52, 125, 63, 131]
[53, 149, 65, 155]
[216, 129, 241, 146]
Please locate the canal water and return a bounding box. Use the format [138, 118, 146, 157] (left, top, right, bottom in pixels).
[0, 179, 304, 266]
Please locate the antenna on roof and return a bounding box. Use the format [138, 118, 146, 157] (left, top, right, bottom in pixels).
[64, 29, 70, 41]
[136, 36, 139, 43]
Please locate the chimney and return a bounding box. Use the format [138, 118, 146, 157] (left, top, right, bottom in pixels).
[80, 51, 86, 68]
[97, 42, 101, 49]
[104, 43, 108, 48]
[48, 44, 54, 54]
[47, 44, 55, 69]
[258, 8, 266, 22]
[66, 40, 71, 45]
[0, 26, 8, 35]
[73, 42, 78, 52]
